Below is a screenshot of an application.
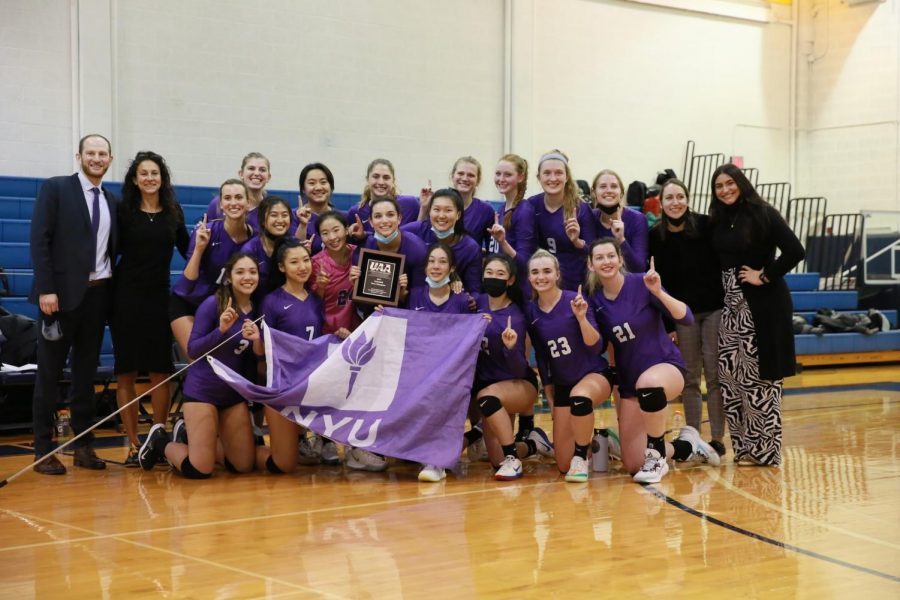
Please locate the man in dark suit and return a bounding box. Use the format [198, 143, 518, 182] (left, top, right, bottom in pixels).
[29, 134, 118, 475]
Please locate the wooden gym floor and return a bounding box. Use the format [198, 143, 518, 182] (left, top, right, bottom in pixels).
[0, 365, 897, 599]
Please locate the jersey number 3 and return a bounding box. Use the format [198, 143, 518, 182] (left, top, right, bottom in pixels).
[612, 322, 636, 343]
[547, 336, 571, 358]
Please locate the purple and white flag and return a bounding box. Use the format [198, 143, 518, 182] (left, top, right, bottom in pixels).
[208, 308, 488, 469]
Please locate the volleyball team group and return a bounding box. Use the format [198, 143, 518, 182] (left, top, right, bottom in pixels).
[57, 140, 807, 485]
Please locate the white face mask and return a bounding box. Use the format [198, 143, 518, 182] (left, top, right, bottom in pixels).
[431, 226, 454, 240]
[426, 275, 451, 288]
[374, 229, 400, 244]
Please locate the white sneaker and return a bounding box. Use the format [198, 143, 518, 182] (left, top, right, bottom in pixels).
[345, 447, 388, 472]
[418, 464, 446, 482]
[564, 456, 589, 482]
[494, 455, 523, 481]
[633, 448, 669, 484]
[677, 425, 721, 466]
[298, 434, 321, 466]
[527, 427, 555, 458]
[606, 427, 621, 461]
[320, 440, 341, 466]
[466, 438, 488, 462]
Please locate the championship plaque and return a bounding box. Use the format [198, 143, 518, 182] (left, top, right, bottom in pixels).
[352, 248, 406, 307]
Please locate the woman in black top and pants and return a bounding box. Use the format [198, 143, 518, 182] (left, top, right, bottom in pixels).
[709, 164, 805, 466]
[649, 178, 726, 455]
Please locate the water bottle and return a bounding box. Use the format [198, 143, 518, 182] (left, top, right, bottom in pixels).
[672, 409, 685, 433]
[56, 408, 72, 443]
[591, 428, 609, 472]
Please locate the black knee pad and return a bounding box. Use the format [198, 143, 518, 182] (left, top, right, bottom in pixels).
[478, 395, 502, 418]
[266, 455, 285, 475]
[179, 457, 212, 480]
[637, 387, 668, 413]
[223, 457, 241, 474]
[570, 395, 593, 417]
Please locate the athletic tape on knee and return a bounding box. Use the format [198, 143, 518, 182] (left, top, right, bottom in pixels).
[570, 396, 593, 417]
[180, 457, 211, 479]
[637, 387, 667, 413]
[477, 395, 502, 418]
[266, 455, 285, 475]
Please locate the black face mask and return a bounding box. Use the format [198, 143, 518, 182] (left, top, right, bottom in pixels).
[667, 213, 688, 227]
[598, 203, 619, 215]
[482, 278, 509, 297]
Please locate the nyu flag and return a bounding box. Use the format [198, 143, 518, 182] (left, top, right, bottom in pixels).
[208, 308, 488, 469]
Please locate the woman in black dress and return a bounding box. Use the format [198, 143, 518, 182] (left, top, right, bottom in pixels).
[112, 151, 189, 466]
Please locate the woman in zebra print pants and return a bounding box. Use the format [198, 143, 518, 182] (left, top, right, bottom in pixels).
[709, 165, 805, 466]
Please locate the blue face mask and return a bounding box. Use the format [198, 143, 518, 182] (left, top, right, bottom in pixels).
[426, 275, 451, 288]
[431, 226, 454, 240]
[374, 229, 400, 244]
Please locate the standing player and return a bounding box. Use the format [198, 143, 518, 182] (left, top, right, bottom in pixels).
[448, 156, 496, 248]
[529, 150, 597, 290]
[591, 169, 648, 272]
[525, 250, 612, 482]
[402, 188, 483, 292]
[170, 179, 254, 357]
[586, 238, 720, 484]
[347, 159, 421, 233]
[240, 195, 293, 296]
[488, 154, 535, 297]
[204, 152, 271, 232]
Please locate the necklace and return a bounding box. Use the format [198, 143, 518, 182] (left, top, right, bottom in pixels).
[141, 207, 162, 222]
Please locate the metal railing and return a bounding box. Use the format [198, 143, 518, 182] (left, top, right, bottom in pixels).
[786, 197, 828, 273]
[805, 214, 862, 290]
[756, 182, 791, 217]
[682, 141, 726, 214]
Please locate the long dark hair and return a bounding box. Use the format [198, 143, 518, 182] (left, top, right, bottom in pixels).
[121, 151, 182, 230]
[258, 195, 292, 242]
[708, 164, 769, 237]
[215, 252, 258, 316]
[653, 178, 699, 242]
[483, 253, 524, 307]
[268, 238, 311, 290]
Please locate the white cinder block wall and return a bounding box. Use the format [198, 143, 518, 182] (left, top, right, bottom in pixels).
[796, 0, 900, 213]
[0, 0, 895, 212]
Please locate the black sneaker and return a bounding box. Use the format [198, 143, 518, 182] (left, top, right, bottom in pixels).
[709, 440, 727, 457]
[173, 418, 188, 445]
[138, 424, 169, 470]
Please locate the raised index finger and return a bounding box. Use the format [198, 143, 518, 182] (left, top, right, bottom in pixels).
[507, 315, 512, 330]
[577, 284, 583, 297]
[202, 213, 207, 227]
[649, 256, 655, 271]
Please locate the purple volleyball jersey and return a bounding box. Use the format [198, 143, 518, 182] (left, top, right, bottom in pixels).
[347, 195, 421, 234]
[524, 289, 607, 386]
[173, 220, 254, 306]
[260, 287, 324, 341]
[400, 221, 483, 293]
[463, 197, 496, 248]
[405, 286, 470, 314]
[529, 194, 597, 291]
[474, 294, 529, 382]
[487, 200, 537, 297]
[594, 206, 649, 273]
[354, 231, 428, 290]
[587, 273, 692, 395]
[184, 296, 258, 406]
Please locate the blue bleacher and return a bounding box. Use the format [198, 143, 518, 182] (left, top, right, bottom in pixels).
[795, 330, 900, 355]
[794, 310, 898, 329]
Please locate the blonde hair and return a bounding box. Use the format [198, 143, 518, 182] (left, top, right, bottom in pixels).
[451, 156, 482, 189]
[585, 237, 624, 296]
[360, 158, 399, 208]
[537, 149, 581, 220]
[498, 153, 529, 229]
[590, 169, 625, 208]
[240, 151, 270, 171]
[527, 249, 561, 298]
